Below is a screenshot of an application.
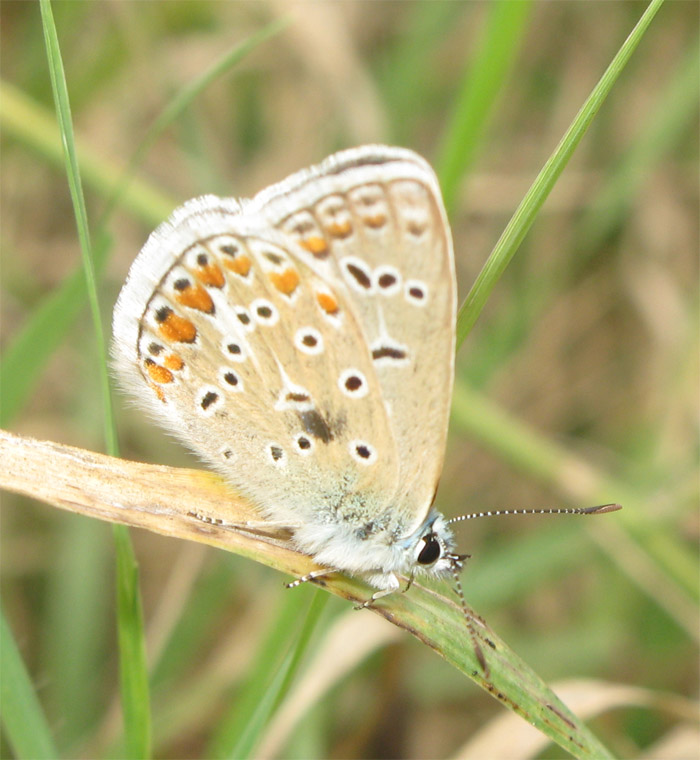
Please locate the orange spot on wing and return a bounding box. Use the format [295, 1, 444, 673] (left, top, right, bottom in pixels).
[175, 283, 214, 313]
[300, 235, 329, 257]
[363, 213, 387, 228]
[149, 382, 166, 402]
[144, 358, 174, 384]
[196, 262, 225, 288]
[223, 255, 251, 277]
[317, 292, 339, 315]
[269, 268, 300, 295]
[157, 309, 197, 343]
[327, 221, 352, 239]
[163, 353, 184, 371]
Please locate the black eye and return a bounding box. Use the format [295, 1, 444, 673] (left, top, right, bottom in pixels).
[417, 534, 441, 565]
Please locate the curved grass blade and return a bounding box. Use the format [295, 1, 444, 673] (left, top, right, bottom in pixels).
[0, 603, 57, 760]
[39, 2, 149, 756]
[455, 0, 667, 348]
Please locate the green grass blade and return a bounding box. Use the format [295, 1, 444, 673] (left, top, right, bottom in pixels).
[456, 0, 667, 349]
[39, 2, 151, 756]
[326, 572, 617, 760]
[207, 585, 326, 759]
[230, 591, 327, 760]
[113, 523, 152, 759]
[39, 0, 116, 455]
[0, 603, 57, 760]
[437, 0, 533, 215]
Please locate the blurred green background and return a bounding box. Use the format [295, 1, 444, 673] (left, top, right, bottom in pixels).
[1, 2, 698, 758]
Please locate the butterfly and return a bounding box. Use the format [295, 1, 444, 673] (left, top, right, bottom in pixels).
[112, 145, 463, 592]
[112, 145, 620, 664]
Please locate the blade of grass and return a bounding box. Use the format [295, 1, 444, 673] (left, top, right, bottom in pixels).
[455, 0, 667, 348]
[460, 33, 699, 401]
[112, 523, 152, 759]
[39, 0, 115, 453]
[39, 2, 150, 757]
[230, 591, 328, 760]
[206, 586, 326, 759]
[0, 431, 621, 758]
[437, 0, 533, 215]
[0, 603, 57, 760]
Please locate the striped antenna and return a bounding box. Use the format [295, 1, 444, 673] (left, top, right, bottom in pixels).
[447, 553, 489, 675]
[447, 503, 621, 525]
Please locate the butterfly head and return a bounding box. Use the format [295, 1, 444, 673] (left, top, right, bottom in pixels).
[408, 512, 467, 578]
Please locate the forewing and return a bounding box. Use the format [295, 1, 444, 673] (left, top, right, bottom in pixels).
[112, 197, 400, 527]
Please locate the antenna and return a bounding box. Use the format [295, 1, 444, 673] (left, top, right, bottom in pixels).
[447, 503, 621, 525]
[447, 553, 489, 675]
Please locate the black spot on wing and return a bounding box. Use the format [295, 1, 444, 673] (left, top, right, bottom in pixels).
[372, 345, 407, 361]
[299, 409, 334, 444]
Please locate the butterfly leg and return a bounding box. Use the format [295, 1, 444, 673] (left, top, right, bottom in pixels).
[286, 569, 334, 589]
[354, 573, 403, 610]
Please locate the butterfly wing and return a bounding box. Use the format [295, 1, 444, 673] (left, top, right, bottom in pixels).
[253, 146, 456, 536]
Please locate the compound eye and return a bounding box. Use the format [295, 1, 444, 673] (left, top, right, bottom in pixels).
[417, 534, 441, 565]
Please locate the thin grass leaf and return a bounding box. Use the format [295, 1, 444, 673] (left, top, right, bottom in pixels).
[113, 523, 152, 759]
[437, 0, 533, 215]
[38, 0, 116, 454]
[0, 603, 57, 760]
[229, 591, 328, 760]
[206, 586, 325, 759]
[39, 2, 150, 756]
[455, 0, 667, 348]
